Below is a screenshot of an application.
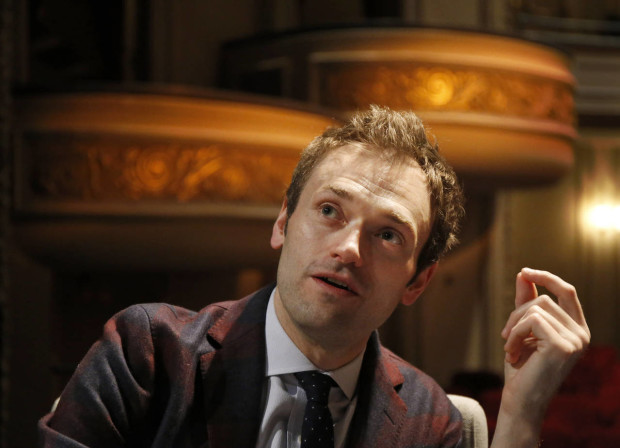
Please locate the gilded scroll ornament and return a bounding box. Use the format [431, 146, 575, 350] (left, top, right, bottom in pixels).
[25, 135, 298, 205]
[320, 63, 574, 125]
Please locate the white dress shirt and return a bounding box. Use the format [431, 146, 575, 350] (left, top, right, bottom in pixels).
[255, 289, 365, 448]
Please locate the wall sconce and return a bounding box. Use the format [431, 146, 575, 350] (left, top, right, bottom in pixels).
[587, 203, 620, 232]
[577, 139, 620, 237]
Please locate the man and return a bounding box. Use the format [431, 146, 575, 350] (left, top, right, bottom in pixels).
[39, 106, 590, 447]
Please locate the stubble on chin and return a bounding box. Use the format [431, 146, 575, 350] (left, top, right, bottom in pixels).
[284, 293, 369, 351]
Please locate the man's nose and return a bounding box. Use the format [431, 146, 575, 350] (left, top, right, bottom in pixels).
[330, 226, 363, 266]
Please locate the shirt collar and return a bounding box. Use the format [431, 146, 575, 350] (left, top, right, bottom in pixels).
[264, 288, 365, 399]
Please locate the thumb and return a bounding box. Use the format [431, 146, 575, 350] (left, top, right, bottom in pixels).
[515, 269, 538, 308]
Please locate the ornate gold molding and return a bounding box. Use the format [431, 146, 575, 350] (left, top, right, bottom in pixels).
[12, 90, 336, 268]
[319, 63, 574, 125]
[223, 28, 577, 184]
[23, 134, 298, 206]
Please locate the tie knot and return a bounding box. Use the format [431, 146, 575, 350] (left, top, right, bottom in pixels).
[295, 371, 336, 404]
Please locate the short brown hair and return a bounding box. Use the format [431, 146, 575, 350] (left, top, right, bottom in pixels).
[285, 105, 465, 275]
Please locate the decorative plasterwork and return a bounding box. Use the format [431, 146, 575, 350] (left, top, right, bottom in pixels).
[22, 134, 297, 207]
[13, 91, 337, 217]
[318, 63, 575, 126]
[12, 90, 337, 268]
[221, 27, 577, 185]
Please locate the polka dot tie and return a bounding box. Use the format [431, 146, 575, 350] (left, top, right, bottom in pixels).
[295, 371, 337, 448]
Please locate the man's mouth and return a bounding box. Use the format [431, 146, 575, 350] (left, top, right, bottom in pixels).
[318, 276, 353, 292]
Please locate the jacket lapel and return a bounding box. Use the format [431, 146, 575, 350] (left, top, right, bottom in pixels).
[346, 332, 408, 448]
[199, 285, 273, 448]
[196, 288, 411, 448]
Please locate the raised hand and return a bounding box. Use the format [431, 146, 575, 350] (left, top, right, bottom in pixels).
[491, 268, 590, 447]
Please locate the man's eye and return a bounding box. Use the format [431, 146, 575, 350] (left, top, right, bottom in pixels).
[378, 230, 402, 245]
[320, 204, 338, 218]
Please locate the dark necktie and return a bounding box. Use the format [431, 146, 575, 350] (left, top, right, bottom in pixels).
[295, 371, 337, 448]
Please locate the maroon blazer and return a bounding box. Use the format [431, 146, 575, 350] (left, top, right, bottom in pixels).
[39, 285, 462, 447]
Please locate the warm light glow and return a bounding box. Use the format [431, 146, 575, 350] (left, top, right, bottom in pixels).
[588, 204, 620, 231]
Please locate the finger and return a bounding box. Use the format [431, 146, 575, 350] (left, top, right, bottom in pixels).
[505, 295, 586, 341]
[503, 309, 569, 364]
[520, 268, 588, 328]
[503, 312, 554, 364]
[501, 270, 538, 338]
[504, 303, 588, 364]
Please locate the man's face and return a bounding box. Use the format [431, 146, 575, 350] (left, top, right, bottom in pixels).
[271, 145, 435, 359]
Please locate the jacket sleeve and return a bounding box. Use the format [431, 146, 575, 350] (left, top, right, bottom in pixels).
[442, 401, 464, 448]
[38, 305, 157, 448]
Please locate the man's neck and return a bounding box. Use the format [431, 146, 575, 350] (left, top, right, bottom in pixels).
[273, 290, 367, 371]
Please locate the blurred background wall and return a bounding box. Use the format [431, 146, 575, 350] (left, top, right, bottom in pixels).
[2, 0, 620, 446]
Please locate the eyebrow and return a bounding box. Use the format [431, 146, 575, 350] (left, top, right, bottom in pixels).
[326, 185, 417, 235]
[327, 185, 353, 201]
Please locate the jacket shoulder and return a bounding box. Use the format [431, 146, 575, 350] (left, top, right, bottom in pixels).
[119, 297, 250, 347]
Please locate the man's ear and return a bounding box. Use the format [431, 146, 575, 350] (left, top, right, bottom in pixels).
[270, 199, 289, 250]
[401, 262, 438, 306]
